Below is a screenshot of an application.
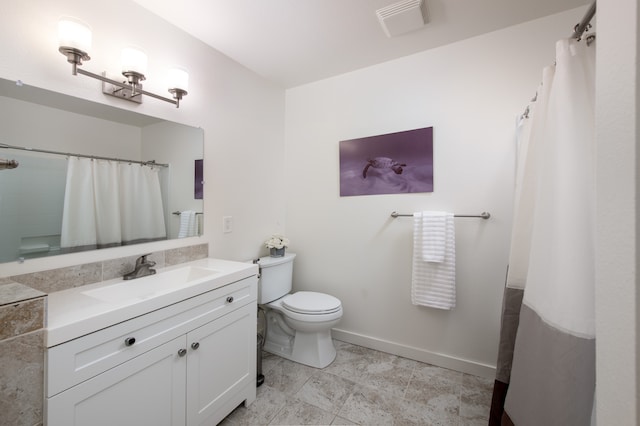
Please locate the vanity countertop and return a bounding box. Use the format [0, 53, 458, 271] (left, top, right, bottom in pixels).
[46, 258, 258, 347]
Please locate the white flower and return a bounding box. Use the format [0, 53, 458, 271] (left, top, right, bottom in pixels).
[265, 234, 289, 249]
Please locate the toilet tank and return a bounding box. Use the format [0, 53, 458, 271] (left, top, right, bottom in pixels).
[257, 253, 296, 304]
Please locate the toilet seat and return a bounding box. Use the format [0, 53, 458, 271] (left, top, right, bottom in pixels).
[282, 291, 341, 315]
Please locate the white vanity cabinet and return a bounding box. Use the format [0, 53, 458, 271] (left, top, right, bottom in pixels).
[45, 274, 257, 426]
[186, 304, 254, 425]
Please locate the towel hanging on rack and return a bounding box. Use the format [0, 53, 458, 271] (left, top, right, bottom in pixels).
[178, 210, 198, 238]
[411, 211, 456, 309]
[419, 211, 447, 262]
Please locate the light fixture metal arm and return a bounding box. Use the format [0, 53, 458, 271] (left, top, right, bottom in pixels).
[76, 68, 179, 106]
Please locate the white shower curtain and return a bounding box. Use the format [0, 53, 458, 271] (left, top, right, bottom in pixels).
[92, 159, 122, 245]
[118, 162, 167, 243]
[60, 157, 98, 248]
[490, 37, 596, 426]
[61, 158, 166, 249]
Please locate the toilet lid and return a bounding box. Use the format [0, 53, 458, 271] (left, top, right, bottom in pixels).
[282, 291, 341, 315]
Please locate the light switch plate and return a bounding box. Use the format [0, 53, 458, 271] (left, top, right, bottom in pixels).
[223, 216, 233, 233]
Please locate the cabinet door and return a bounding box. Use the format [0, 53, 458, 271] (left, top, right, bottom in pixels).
[186, 303, 256, 426]
[47, 336, 187, 426]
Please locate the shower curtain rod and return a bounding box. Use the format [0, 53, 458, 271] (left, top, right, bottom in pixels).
[0, 142, 169, 168]
[520, 3, 596, 121]
[571, 2, 596, 40]
[0, 158, 19, 170]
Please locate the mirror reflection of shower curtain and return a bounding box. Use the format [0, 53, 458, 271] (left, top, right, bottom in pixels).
[61, 157, 166, 249]
[490, 37, 596, 426]
[119, 162, 166, 243]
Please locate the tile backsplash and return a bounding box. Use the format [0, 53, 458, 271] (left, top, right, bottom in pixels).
[6, 243, 208, 294]
[0, 282, 46, 426]
[0, 329, 44, 426]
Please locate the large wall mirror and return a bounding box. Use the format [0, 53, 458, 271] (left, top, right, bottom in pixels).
[0, 78, 203, 263]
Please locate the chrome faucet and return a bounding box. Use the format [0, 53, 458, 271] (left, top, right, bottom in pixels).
[123, 254, 157, 280]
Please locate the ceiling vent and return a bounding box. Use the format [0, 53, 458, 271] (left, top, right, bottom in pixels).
[376, 0, 428, 38]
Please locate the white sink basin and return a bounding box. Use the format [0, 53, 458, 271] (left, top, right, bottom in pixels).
[47, 257, 259, 347]
[83, 266, 220, 304]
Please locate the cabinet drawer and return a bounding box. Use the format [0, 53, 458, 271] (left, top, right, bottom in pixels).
[46, 336, 187, 426]
[47, 276, 256, 397]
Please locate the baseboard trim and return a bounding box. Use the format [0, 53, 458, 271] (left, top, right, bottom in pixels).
[331, 328, 496, 379]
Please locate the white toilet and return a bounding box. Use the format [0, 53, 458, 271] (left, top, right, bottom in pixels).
[257, 253, 342, 368]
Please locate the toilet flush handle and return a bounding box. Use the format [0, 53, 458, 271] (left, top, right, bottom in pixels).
[252, 258, 261, 278]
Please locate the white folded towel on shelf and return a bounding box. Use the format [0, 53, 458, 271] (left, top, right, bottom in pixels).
[178, 210, 197, 238]
[411, 211, 456, 309]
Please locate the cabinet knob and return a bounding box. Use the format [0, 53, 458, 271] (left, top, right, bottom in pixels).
[226, 296, 234, 303]
[191, 342, 200, 350]
[178, 348, 187, 357]
[124, 337, 136, 346]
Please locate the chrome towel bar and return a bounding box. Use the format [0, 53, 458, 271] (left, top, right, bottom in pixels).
[390, 211, 491, 219]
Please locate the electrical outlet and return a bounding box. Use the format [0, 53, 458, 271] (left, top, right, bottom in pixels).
[223, 216, 233, 233]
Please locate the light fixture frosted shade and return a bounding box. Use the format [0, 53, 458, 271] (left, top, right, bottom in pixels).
[167, 68, 189, 91]
[121, 47, 148, 75]
[58, 18, 92, 53]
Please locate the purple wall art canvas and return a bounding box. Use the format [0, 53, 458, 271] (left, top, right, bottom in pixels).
[194, 159, 203, 199]
[339, 127, 433, 197]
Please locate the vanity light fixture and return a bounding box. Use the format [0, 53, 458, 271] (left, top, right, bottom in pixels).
[57, 18, 189, 108]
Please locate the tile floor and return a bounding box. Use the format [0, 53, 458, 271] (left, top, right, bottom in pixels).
[221, 340, 493, 425]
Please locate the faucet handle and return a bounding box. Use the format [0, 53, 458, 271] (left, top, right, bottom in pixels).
[136, 253, 152, 265]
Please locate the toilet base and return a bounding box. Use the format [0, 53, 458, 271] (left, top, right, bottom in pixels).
[263, 309, 337, 368]
[264, 329, 337, 369]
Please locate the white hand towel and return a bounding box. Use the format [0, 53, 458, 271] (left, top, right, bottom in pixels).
[418, 211, 447, 262]
[411, 211, 456, 309]
[178, 210, 197, 238]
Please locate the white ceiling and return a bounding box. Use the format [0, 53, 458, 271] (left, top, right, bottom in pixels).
[132, 0, 590, 89]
